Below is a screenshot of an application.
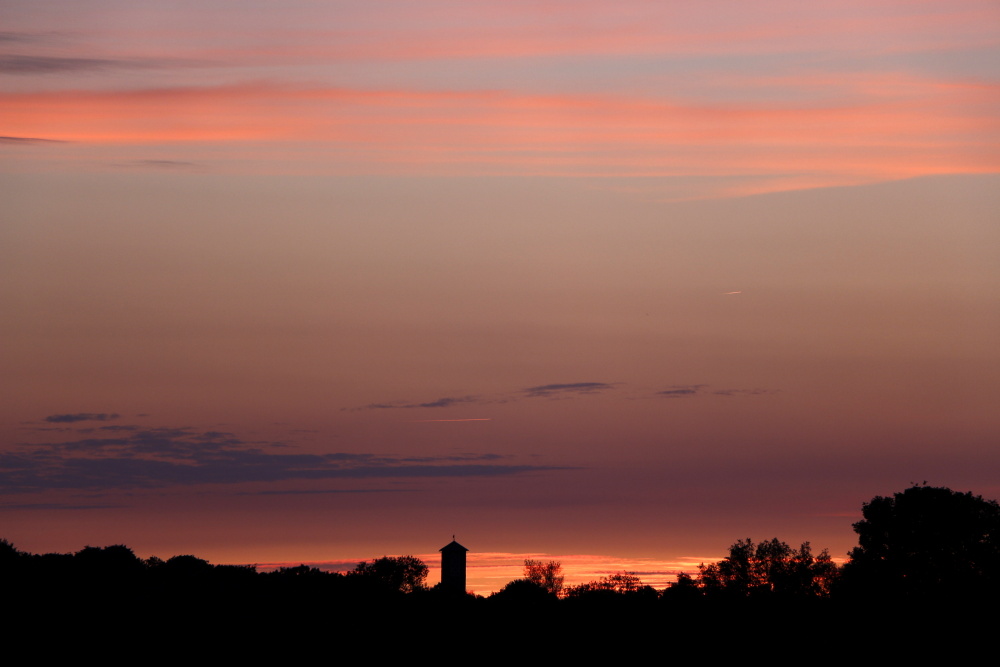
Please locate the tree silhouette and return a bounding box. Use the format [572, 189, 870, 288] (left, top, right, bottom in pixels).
[663, 572, 702, 603]
[845, 484, 1000, 599]
[523, 559, 564, 596]
[351, 555, 428, 594]
[162, 554, 214, 576]
[74, 544, 144, 575]
[490, 578, 552, 604]
[0, 539, 20, 563]
[565, 571, 649, 599]
[698, 538, 837, 598]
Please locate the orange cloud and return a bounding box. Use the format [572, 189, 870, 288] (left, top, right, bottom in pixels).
[3, 77, 996, 194]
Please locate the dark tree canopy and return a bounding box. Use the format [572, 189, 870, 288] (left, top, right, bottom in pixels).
[697, 538, 838, 598]
[490, 577, 553, 603]
[564, 571, 652, 600]
[846, 484, 1000, 598]
[350, 555, 428, 594]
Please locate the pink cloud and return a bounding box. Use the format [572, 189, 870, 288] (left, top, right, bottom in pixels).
[3, 76, 995, 194]
[185, 2, 1000, 67]
[16, 1, 991, 73]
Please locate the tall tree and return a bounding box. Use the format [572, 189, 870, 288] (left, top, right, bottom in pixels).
[523, 559, 564, 596]
[845, 484, 1000, 599]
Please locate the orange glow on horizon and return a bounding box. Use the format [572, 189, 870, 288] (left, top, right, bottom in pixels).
[252, 551, 718, 594]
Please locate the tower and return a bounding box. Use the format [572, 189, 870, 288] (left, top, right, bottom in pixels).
[439, 538, 469, 594]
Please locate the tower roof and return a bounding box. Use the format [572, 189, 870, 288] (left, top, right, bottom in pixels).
[440, 539, 468, 552]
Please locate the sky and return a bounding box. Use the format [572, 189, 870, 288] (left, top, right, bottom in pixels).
[2, 0, 999, 593]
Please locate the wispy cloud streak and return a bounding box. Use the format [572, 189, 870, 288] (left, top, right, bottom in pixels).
[1, 425, 570, 494]
[43, 413, 120, 423]
[0, 135, 67, 144]
[2, 77, 994, 194]
[362, 396, 478, 410]
[523, 383, 616, 398]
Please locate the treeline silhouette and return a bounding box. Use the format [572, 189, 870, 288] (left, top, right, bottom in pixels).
[4, 484, 998, 641]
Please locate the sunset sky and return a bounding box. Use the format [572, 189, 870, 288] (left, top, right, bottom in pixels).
[3, 0, 998, 593]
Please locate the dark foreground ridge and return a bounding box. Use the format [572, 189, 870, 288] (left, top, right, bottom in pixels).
[4, 485, 999, 653]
